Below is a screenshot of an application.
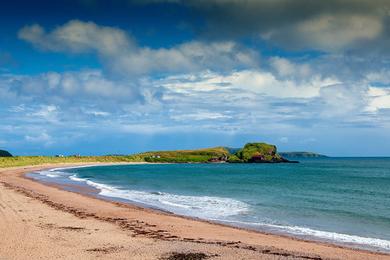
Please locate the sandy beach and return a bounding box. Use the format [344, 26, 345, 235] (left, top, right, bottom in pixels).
[0, 163, 389, 260]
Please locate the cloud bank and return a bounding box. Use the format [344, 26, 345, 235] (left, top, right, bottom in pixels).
[1, 10, 389, 155]
[138, 0, 390, 53]
[19, 20, 258, 76]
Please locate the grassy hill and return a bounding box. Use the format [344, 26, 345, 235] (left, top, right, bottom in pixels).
[140, 147, 230, 163]
[0, 150, 13, 157]
[230, 143, 288, 163]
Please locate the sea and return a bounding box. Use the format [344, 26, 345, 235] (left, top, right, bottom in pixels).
[28, 158, 390, 253]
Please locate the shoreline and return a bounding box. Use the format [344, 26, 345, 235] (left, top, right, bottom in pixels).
[26, 164, 390, 254]
[1, 163, 389, 259]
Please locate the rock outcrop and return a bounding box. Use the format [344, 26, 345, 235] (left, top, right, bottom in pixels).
[229, 143, 295, 163]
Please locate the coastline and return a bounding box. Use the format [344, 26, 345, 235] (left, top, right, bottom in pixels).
[1, 163, 389, 259]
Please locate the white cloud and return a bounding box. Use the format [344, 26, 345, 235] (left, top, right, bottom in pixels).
[171, 111, 231, 121]
[0, 70, 141, 101]
[318, 83, 369, 117]
[279, 137, 289, 143]
[84, 108, 111, 117]
[158, 0, 388, 53]
[25, 131, 54, 146]
[367, 87, 390, 112]
[363, 70, 390, 112]
[369, 95, 390, 111]
[19, 21, 132, 55]
[1, 51, 388, 144]
[19, 20, 259, 76]
[270, 57, 311, 78]
[9, 104, 26, 113]
[161, 69, 339, 99]
[365, 69, 390, 85]
[30, 105, 58, 122]
[292, 14, 383, 51]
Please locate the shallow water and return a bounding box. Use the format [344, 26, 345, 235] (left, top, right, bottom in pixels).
[29, 158, 390, 252]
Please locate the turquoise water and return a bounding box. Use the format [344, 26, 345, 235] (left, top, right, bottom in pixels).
[32, 158, 390, 252]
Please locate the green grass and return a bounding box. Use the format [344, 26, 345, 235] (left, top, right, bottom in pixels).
[235, 142, 282, 162]
[0, 143, 289, 168]
[0, 155, 143, 168]
[139, 147, 230, 163]
[0, 147, 230, 167]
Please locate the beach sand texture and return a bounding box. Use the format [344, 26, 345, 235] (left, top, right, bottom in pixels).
[0, 163, 389, 260]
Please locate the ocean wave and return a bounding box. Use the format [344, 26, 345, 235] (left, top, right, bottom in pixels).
[38, 166, 95, 179]
[38, 170, 63, 178]
[68, 174, 249, 218]
[213, 219, 390, 251]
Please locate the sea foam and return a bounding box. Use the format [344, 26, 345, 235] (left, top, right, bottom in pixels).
[69, 174, 249, 219]
[212, 219, 390, 251]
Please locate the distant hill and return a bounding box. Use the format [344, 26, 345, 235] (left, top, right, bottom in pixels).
[279, 152, 327, 158]
[0, 150, 13, 157]
[224, 147, 240, 154]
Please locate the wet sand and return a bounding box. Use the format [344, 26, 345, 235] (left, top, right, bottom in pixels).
[0, 163, 389, 259]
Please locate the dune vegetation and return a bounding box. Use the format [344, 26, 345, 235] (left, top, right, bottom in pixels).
[0, 155, 141, 168]
[141, 147, 230, 163]
[0, 143, 294, 168]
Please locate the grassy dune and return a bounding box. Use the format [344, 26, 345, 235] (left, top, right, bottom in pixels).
[0, 155, 143, 168]
[0, 147, 229, 167]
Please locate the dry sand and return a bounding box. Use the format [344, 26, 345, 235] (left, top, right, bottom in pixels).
[0, 163, 389, 260]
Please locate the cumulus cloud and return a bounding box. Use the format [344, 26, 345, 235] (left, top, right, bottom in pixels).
[19, 21, 133, 54]
[19, 20, 259, 76]
[171, 111, 232, 121]
[263, 14, 383, 52]
[161, 69, 338, 99]
[367, 87, 390, 112]
[1, 70, 141, 102]
[7, 16, 390, 152]
[139, 0, 390, 53]
[1, 64, 389, 153]
[30, 105, 59, 123]
[300, 14, 382, 48]
[25, 131, 54, 146]
[317, 83, 369, 117]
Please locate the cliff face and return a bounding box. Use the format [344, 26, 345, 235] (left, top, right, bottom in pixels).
[0, 150, 13, 157]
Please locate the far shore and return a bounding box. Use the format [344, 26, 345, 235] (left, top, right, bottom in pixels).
[1, 162, 389, 259]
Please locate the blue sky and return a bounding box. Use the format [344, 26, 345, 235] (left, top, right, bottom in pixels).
[1, 0, 390, 156]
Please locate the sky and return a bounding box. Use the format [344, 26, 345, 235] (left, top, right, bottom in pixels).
[1, 0, 390, 156]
